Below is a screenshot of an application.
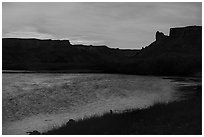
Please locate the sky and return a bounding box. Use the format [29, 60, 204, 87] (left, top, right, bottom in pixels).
[2, 2, 202, 49]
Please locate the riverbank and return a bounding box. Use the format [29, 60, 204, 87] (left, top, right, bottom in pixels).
[42, 83, 201, 135]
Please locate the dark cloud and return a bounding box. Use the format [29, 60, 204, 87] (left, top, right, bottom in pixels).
[2, 2, 202, 49]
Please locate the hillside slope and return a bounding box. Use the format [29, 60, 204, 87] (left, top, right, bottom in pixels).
[119, 26, 202, 76]
[3, 38, 139, 72]
[2, 26, 202, 76]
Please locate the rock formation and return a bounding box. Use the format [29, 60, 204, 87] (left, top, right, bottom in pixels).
[2, 25, 202, 76]
[156, 31, 167, 42]
[169, 26, 202, 39]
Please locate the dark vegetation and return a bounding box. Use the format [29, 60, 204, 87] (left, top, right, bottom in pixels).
[42, 82, 201, 135]
[3, 26, 202, 76]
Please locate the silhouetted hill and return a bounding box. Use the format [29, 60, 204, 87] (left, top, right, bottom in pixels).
[2, 38, 139, 72]
[138, 26, 201, 58]
[2, 26, 202, 76]
[119, 26, 202, 76]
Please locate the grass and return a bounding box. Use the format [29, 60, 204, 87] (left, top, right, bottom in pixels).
[41, 84, 202, 135]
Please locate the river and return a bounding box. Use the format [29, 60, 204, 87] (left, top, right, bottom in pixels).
[2, 73, 199, 134]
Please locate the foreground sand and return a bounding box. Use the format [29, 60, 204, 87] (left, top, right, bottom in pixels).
[43, 78, 201, 135]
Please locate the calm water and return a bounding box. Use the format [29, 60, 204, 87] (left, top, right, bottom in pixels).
[2, 73, 198, 135]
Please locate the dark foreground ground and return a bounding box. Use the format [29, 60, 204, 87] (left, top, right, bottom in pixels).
[39, 78, 202, 135]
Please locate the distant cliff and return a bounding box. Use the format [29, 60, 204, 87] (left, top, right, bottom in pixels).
[122, 26, 202, 76]
[2, 26, 202, 76]
[169, 26, 201, 39]
[3, 38, 139, 72]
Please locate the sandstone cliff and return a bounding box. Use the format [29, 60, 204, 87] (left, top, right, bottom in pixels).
[2, 26, 202, 76]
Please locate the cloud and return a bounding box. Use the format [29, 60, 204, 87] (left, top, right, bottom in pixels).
[3, 31, 56, 40]
[61, 35, 106, 45]
[2, 2, 202, 49]
[69, 39, 105, 45]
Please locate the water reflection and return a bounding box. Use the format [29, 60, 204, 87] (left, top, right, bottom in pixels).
[2, 74, 198, 134]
